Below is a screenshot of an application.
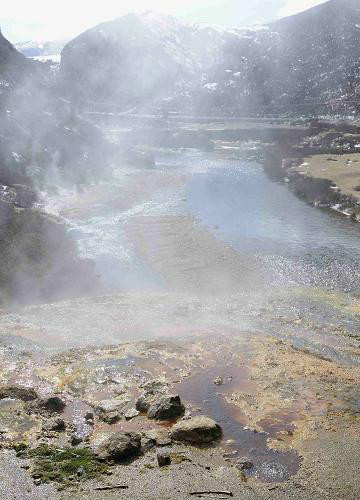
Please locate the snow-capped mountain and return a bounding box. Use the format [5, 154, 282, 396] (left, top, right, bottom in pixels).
[59, 11, 255, 110]
[59, 0, 360, 115]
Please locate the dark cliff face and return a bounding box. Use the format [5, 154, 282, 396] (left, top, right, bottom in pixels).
[59, 1, 360, 115]
[0, 30, 29, 84]
[0, 32, 102, 304]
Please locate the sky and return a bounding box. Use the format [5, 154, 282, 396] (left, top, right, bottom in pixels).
[0, 0, 328, 43]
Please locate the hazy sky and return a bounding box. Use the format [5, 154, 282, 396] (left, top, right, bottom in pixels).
[0, 0, 327, 42]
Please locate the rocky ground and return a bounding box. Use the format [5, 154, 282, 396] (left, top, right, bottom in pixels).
[1, 313, 360, 500]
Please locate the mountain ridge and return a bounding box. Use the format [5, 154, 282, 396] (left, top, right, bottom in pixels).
[58, 1, 360, 115]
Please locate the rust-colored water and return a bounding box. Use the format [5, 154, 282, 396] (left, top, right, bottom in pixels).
[176, 356, 301, 482]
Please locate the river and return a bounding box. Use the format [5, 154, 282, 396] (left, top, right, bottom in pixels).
[67, 148, 360, 295]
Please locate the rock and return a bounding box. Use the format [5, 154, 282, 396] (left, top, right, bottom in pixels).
[95, 432, 141, 461]
[71, 420, 93, 445]
[96, 398, 129, 414]
[140, 379, 168, 395]
[40, 396, 66, 413]
[170, 416, 222, 444]
[236, 457, 253, 470]
[147, 395, 185, 421]
[96, 398, 129, 423]
[101, 411, 121, 424]
[213, 376, 224, 386]
[135, 395, 152, 413]
[157, 452, 171, 467]
[125, 408, 139, 420]
[0, 385, 38, 402]
[76, 466, 85, 477]
[85, 411, 95, 424]
[141, 436, 156, 451]
[143, 429, 172, 447]
[42, 417, 66, 432]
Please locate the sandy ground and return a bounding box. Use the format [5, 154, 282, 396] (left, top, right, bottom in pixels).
[126, 215, 263, 294]
[0, 161, 360, 499]
[295, 153, 360, 200]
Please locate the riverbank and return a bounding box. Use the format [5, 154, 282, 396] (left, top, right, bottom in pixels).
[261, 120, 360, 221]
[283, 154, 360, 220]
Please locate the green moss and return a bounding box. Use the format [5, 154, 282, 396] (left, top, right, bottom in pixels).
[23, 446, 108, 485]
[14, 442, 28, 452]
[169, 452, 192, 464]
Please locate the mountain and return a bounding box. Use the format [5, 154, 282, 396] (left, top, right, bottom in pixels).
[59, 11, 250, 110]
[59, 0, 360, 115]
[222, 0, 360, 112]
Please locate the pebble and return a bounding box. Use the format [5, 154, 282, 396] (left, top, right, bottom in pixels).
[213, 376, 224, 386]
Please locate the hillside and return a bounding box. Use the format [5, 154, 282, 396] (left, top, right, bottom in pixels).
[0, 32, 105, 304]
[59, 12, 236, 109]
[59, 0, 360, 115]
[0, 29, 32, 98]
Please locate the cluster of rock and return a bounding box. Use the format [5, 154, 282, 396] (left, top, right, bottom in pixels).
[93, 389, 222, 463]
[0, 384, 223, 468]
[94, 414, 222, 462]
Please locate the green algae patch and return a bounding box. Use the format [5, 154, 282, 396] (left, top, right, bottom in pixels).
[170, 452, 192, 464]
[23, 446, 108, 485]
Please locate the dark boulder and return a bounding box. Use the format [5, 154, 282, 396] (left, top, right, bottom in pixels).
[40, 396, 66, 413]
[135, 395, 152, 413]
[0, 385, 38, 401]
[42, 417, 66, 432]
[157, 452, 171, 467]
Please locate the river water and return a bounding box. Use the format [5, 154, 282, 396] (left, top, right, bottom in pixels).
[181, 151, 360, 293]
[70, 148, 360, 295]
